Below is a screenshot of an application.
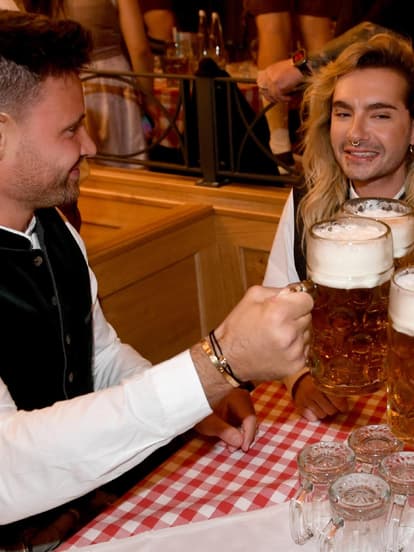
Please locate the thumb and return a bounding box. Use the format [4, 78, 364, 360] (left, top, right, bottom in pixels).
[195, 413, 243, 450]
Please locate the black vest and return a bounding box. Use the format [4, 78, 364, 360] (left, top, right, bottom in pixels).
[0, 209, 95, 546]
[292, 179, 307, 281]
[0, 208, 93, 411]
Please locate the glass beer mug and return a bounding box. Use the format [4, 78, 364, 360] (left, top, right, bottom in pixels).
[319, 472, 391, 552]
[307, 216, 394, 395]
[387, 265, 414, 447]
[341, 197, 414, 268]
[289, 441, 355, 544]
[380, 452, 414, 552]
[347, 424, 404, 474]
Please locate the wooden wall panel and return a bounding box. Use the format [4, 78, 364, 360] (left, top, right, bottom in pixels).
[77, 165, 289, 363]
[100, 256, 202, 363]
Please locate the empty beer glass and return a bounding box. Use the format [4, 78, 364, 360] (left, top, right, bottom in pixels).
[387, 266, 414, 446]
[341, 197, 414, 268]
[380, 452, 414, 552]
[318, 472, 391, 552]
[347, 424, 404, 474]
[307, 216, 394, 395]
[289, 441, 355, 544]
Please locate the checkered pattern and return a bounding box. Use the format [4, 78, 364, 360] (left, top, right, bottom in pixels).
[59, 382, 386, 550]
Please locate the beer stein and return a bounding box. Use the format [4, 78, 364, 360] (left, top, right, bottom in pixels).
[289, 441, 355, 544]
[341, 197, 414, 268]
[318, 472, 391, 552]
[380, 452, 414, 552]
[347, 424, 404, 474]
[387, 266, 414, 447]
[307, 216, 394, 396]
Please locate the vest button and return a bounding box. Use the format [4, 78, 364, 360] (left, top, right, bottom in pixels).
[65, 334, 71, 345]
[33, 255, 43, 267]
[68, 372, 74, 383]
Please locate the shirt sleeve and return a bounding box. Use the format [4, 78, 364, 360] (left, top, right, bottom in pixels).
[262, 191, 309, 395]
[263, 190, 300, 287]
[0, 225, 212, 524]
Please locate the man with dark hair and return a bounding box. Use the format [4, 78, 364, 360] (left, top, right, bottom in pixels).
[0, 10, 312, 551]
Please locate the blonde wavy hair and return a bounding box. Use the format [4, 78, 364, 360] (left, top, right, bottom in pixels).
[298, 32, 414, 238]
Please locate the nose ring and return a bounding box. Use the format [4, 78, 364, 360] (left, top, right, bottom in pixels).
[351, 140, 360, 147]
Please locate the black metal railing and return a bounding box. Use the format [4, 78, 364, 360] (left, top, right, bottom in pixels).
[80, 66, 300, 187]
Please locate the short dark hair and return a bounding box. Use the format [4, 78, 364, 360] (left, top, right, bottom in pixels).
[0, 10, 92, 117]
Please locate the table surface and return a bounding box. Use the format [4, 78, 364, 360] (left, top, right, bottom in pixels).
[59, 381, 388, 550]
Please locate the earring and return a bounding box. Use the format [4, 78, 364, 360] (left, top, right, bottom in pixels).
[410, 144, 414, 154]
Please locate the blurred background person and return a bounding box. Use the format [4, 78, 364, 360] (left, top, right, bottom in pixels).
[257, 0, 413, 106]
[139, 0, 175, 55]
[0, 0, 19, 8]
[244, 0, 337, 172]
[25, 0, 153, 170]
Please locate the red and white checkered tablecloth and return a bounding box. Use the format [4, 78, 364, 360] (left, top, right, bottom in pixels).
[58, 381, 387, 550]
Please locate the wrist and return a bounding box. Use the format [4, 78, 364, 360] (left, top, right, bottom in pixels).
[191, 341, 239, 408]
[291, 48, 312, 77]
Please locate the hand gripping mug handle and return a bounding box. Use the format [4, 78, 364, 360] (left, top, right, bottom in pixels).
[289, 480, 314, 544]
[318, 516, 344, 552]
[384, 493, 407, 552]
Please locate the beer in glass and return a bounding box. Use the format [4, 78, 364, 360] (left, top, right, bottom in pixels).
[387, 266, 414, 446]
[307, 217, 394, 395]
[341, 197, 414, 268]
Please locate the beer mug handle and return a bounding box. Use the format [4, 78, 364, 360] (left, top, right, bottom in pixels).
[289, 480, 314, 544]
[286, 280, 317, 297]
[318, 516, 344, 552]
[384, 493, 407, 552]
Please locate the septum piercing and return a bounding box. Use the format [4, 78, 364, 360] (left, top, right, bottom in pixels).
[351, 140, 360, 147]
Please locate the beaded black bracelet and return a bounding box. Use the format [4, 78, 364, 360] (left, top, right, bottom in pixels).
[209, 330, 254, 392]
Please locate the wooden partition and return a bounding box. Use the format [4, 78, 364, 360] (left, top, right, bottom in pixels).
[79, 165, 290, 363]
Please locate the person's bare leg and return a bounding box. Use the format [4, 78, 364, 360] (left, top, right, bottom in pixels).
[298, 14, 334, 51]
[256, 12, 293, 165]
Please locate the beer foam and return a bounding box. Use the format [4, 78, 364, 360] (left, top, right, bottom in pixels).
[342, 199, 414, 258]
[356, 208, 398, 218]
[312, 220, 385, 240]
[389, 270, 414, 335]
[307, 218, 394, 289]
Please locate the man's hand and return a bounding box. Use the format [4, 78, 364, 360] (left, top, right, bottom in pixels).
[195, 388, 257, 452]
[214, 285, 313, 384]
[293, 373, 349, 421]
[257, 59, 304, 103]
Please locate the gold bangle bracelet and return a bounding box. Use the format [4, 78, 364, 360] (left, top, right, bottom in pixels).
[200, 338, 240, 388]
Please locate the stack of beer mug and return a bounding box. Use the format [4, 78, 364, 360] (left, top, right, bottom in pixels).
[347, 423, 403, 474]
[289, 433, 414, 551]
[289, 441, 356, 545]
[305, 200, 414, 448]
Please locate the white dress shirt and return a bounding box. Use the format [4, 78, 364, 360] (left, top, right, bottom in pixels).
[0, 221, 212, 523]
